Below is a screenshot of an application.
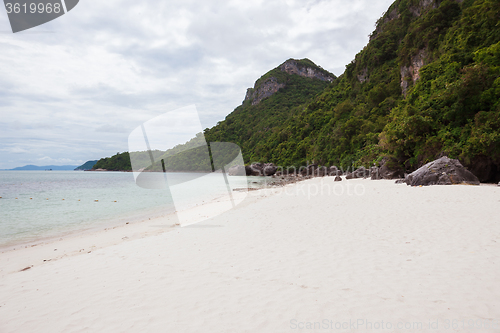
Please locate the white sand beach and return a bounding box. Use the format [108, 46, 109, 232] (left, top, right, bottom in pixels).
[0, 178, 499, 332]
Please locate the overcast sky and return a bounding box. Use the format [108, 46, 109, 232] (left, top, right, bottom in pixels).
[0, 0, 394, 169]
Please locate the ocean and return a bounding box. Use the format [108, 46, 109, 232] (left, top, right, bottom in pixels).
[0, 171, 256, 249]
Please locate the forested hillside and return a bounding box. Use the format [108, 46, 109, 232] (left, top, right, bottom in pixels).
[204, 58, 335, 162]
[93, 0, 500, 182]
[93, 152, 132, 171]
[218, 0, 499, 182]
[93, 59, 335, 172]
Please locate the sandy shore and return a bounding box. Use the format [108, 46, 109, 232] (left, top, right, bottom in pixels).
[0, 178, 499, 332]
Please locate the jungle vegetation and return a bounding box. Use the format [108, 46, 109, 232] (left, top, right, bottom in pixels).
[93, 0, 500, 181]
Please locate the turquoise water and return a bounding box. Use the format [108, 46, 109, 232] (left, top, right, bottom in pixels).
[0, 171, 174, 248]
[0, 171, 254, 248]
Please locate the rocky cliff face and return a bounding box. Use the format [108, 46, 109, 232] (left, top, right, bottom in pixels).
[245, 77, 286, 106]
[244, 59, 335, 106]
[279, 59, 334, 83]
[370, 0, 463, 41]
[400, 48, 427, 95]
[357, 67, 369, 83]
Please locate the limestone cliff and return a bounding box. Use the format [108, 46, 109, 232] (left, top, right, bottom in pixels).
[279, 59, 334, 83]
[244, 58, 335, 106]
[400, 48, 427, 95]
[244, 78, 286, 106]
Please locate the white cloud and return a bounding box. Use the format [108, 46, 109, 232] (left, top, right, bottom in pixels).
[0, 146, 29, 154]
[0, 0, 394, 169]
[37, 156, 79, 164]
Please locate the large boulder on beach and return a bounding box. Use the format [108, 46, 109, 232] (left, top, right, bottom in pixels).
[245, 163, 277, 176]
[404, 156, 480, 186]
[346, 167, 370, 179]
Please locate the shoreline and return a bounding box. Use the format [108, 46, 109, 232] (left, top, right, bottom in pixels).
[0, 202, 176, 252]
[0, 175, 495, 268]
[1, 178, 499, 332]
[0, 175, 495, 260]
[0, 180, 287, 274]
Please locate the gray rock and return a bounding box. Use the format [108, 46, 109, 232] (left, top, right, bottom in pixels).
[246, 163, 278, 176]
[346, 167, 370, 179]
[370, 166, 381, 180]
[466, 155, 500, 183]
[334, 176, 342, 182]
[328, 166, 340, 176]
[299, 164, 317, 176]
[245, 165, 258, 176]
[498, 182, 500, 187]
[228, 165, 246, 176]
[313, 166, 329, 177]
[372, 157, 404, 180]
[263, 164, 278, 176]
[404, 156, 480, 186]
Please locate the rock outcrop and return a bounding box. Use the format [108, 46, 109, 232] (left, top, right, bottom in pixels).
[279, 59, 334, 83]
[465, 155, 500, 183]
[244, 59, 335, 106]
[357, 67, 369, 83]
[244, 77, 286, 106]
[245, 163, 278, 176]
[328, 166, 340, 176]
[404, 156, 480, 186]
[401, 48, 427, 96]
[371, 157, 405, 180]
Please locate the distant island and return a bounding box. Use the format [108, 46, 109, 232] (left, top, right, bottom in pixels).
[7, 165, 79, 171]
[4, 160, 98, 171]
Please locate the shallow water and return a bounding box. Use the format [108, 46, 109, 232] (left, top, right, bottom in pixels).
[0, 171, 255, 248]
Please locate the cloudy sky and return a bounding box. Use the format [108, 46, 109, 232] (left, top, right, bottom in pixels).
[0, 0, 394, 169]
